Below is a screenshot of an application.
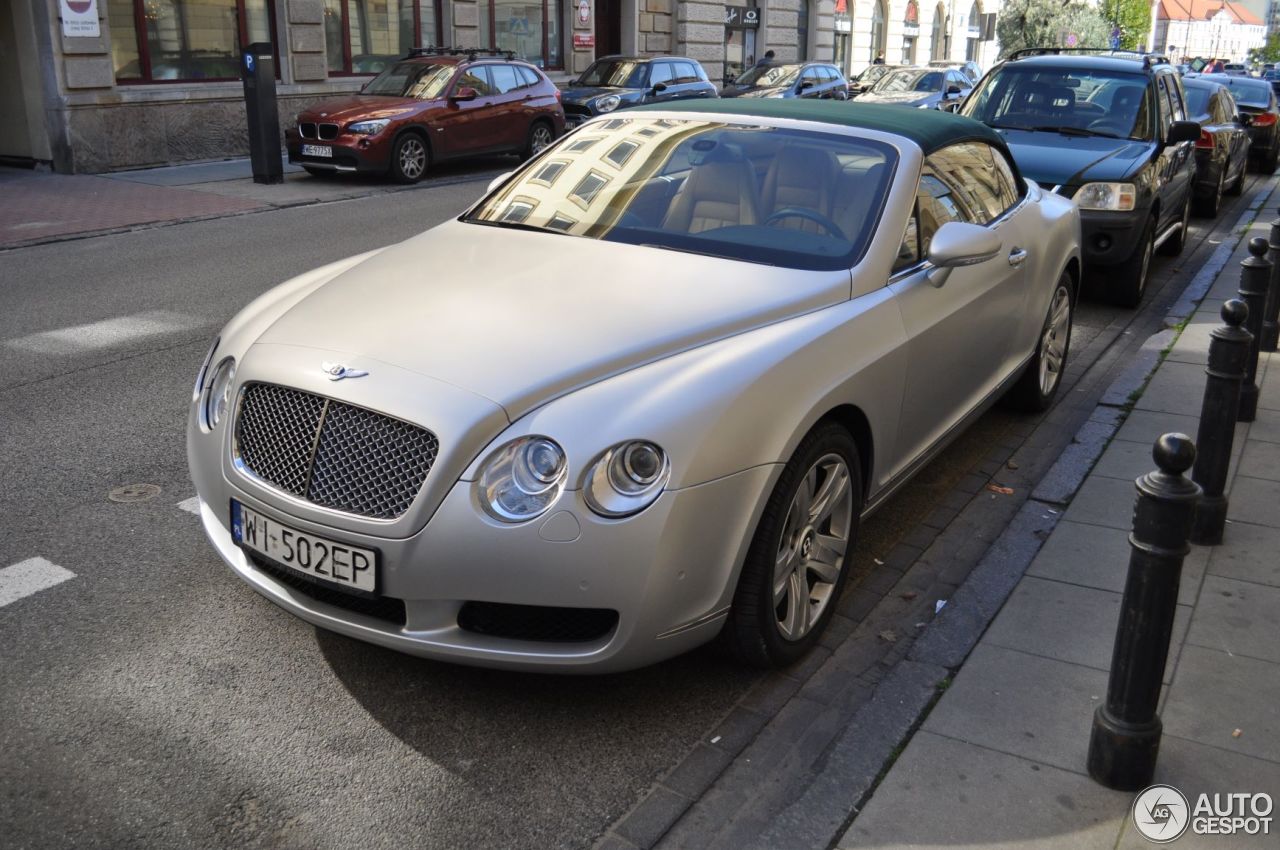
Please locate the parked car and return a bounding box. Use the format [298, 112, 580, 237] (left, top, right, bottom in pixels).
[1187, 72, 1280, 172]
[559, 55, 717, 128]
[961, 50, 1200, 307]
[189, 99, 1080, 673]
[1223, 63, 1250, 76]
[1181, 76, 1250, 216]
[848, 63, 901, 95]
[286, 48, 564, 184]
[928, 60, 983, 85]
[855, 67, 972, 111]
[721, 62, 849, 99]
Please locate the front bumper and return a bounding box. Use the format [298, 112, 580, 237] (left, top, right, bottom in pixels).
[191, 427, 778, 673]
[1075, 207, 1145, 269]
[285, 128, 392, 173]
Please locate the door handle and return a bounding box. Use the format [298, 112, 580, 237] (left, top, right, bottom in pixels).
[1008, 247, 1028, 267]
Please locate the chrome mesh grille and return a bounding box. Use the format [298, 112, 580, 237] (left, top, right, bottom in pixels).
[234, 383, 439, 520]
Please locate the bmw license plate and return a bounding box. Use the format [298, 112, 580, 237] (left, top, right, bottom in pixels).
[301, 144, 333, 158]
[232, 501, 376, 593]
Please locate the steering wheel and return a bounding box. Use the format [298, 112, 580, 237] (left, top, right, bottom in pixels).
[763, 207, 847, 239]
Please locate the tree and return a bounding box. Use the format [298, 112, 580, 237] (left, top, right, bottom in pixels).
[997, 0, 1111, 57]
[1100, 0, 1152, 50]
[1250, 33, 1280, 64]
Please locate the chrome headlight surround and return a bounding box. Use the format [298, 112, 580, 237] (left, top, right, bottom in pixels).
[192, 336, 220, 402]
[584, 441, 671, 518]
[201, 357, 237, 431]
[1074, 182, 1137, 211]
[477, 436, 568, 523]
[594, 94, 622, 114]
[348, 118, 391, 135]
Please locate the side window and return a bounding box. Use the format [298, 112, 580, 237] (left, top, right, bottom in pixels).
[1166, 75, 1187, 122]
[894, 205, 922, 271]
[917, 166, 974, 255]
[802, 67, 822, 84]
[991, 147, 1022, 210]
[1155, 77, 1174, 137]
[518, 66, 541, 87]
[947, 71, 963, 89]
[456, 67, 493, 97]
[489, 65, 521, 95]
[927, 143, 1008, 224]
[649, 62, 676, 86]
[677, 61, 700, 83]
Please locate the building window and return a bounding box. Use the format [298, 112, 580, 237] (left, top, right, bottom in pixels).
[531, 159, 569, 185]
[965, 1, 981, 63]
[325, 0, 441, 75]
[833, 0, 850, 71]
[478, 0, 564, 69]
[108, 0, 277, 82]
[903, 0, 919, 64]
[570, 170, 609, 208]
[931, 2, 946, 60]
[870, 0, 886, 63]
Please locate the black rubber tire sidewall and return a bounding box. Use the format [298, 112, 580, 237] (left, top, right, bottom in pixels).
[724, 422, 862, 669]
[1005, 272, 1074, 413]
[1113, 216, 1155, 308]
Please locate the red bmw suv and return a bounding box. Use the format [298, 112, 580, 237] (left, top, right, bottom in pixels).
[286, 48, 565, 183]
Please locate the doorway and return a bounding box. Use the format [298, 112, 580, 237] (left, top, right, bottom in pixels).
[595, 0, 621, 57]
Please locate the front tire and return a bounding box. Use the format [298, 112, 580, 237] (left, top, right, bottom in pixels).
[723, 423, 862, 668]
[389, 134, 429, 184]
[1005, 272, 1074, 412]
[1113, 215, 1155, 308]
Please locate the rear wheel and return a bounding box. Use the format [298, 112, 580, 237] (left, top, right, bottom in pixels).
[1113, 215, 1155, 308]
[1226, 159, 1246, 195]
[523, 121, 555, 160]
[723, 422, 861, 668]
[389, 134, 429, 183]
[1194, 169, 1223, 217]
[1005, 272, 1074, 412]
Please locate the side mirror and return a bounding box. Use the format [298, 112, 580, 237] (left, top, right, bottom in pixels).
[798, 80, 814, 91]
[451, 86, 478, 103]
[650, 81, 668, 95]
[947, 84, 962, 95]
[1167, 119, 1201, 144]
[926, 221, 1001, 287]
[487, 171, 514, 194]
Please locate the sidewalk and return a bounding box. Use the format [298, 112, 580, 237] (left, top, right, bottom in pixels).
[0, 154, 507, 250]
[841, 208, 1280, 844]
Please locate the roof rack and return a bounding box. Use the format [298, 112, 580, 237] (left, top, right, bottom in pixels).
[406, 46, 517, 61]
[1005, 47, 1170, 68]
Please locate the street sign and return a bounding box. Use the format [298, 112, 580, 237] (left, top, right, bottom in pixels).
[573, 33, 595, 48]
[577, 0, 590, 25]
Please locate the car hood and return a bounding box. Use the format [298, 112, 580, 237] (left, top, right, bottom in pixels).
[297, 95, 421, 122]
[560, 86, 634, 105]
[254, 221, 850, 418]
[855, 91, 934, 107]
[994, 128, 1154, 186]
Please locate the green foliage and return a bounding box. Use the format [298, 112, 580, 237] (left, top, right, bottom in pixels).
[1100, 0, 1152, 50]
[997, 0, 1111, 57]
[1250, 33, 1280, 64]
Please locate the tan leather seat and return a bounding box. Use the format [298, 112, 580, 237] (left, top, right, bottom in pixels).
[662, 154, 761, 234]
[761, 146, 837, 233]
[832, 161, 888, 239]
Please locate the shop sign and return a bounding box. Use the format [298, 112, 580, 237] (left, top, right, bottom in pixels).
[577, 0, 590, 25]
[573, 33, 595, 48]
[725, 6, 760, 27]
[60, 0, 100, 37]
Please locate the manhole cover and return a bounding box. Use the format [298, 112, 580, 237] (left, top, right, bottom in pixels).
[109, 483, 162, 503]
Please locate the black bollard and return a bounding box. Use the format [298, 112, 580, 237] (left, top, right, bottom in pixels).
[1237, 237, 1269, 422]
[1265, 212, 1280, 352]
[1191, 300, 1252, 545]
[1087, 433, 1201, 791]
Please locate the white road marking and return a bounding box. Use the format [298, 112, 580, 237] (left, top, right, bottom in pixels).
[177, 497, 201, 515]
[6, 310, 201, 355]
[0, 558, 76, 609]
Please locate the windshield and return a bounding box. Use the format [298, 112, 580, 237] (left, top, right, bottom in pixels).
[576, 59, 647, 88]
[363, 61, 455, 98]
[1220, 79, 1271, 108]
[855, 65, 890, 85]
[961, 66, 1153, 140]
[874, 69, 943, 93]
[465, 118, 897, 271]
[734, 64, 803, 87]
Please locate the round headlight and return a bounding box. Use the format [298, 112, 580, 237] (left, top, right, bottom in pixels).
[586, 441, 671, 518]
[595, 94, 621, 113]
[204, 357, 236, 429]
[478, 436, 568, 523]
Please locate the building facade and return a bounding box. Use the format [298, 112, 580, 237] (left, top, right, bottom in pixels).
[1, 0, 1000, 173]
[1153, 0, 1266, 62]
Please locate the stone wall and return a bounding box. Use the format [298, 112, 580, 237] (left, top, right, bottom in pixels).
[638, 0, 674, 54]
[676, 0, 726, 82]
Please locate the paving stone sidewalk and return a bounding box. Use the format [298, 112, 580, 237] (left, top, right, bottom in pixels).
[841, 217, 1280, 847]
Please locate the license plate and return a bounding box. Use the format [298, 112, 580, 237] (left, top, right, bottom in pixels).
[301, 144, 333, 158]
[232, 501, 376, 593]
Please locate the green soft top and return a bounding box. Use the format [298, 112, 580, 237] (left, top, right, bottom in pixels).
[632, 98, 1007, 156]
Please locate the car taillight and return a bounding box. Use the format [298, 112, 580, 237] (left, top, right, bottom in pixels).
[1252, 112, 1278, 127]
[1197, 130, 1214, 149]
[555, 88, 562, 101]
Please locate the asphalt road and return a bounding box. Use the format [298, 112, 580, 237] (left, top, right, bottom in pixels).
[0, 166, 1264, 849]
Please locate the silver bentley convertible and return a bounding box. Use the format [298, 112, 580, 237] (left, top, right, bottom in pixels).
[188, 99, 1081, 673]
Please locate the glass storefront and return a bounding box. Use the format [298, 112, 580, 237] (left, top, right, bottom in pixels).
[479, 0, 563, 69]
[108, 0, 276, 81]
[325, 0, 439, 75]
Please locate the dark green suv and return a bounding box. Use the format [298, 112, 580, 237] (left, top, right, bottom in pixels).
[961, 50, 1201, 306]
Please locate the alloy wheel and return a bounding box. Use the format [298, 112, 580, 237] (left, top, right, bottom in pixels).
[773, 453, 854, 641]
[1038, 284, 1071, 396]
[399, 138, 427, 180]
[531, 125, 553, 155]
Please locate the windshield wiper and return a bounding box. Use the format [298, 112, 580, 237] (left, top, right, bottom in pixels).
[465, 219, 566, 236]
[1029, 125, 1122, 139]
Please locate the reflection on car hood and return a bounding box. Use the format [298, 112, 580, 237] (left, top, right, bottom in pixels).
[255, 221, 848, 417]
[995, 128, 1154, 187]
[297, 95, 419, 122]
[854, 91, 934, 107]
[721, 85, 790, 98]
[560, 86, 634, 105]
